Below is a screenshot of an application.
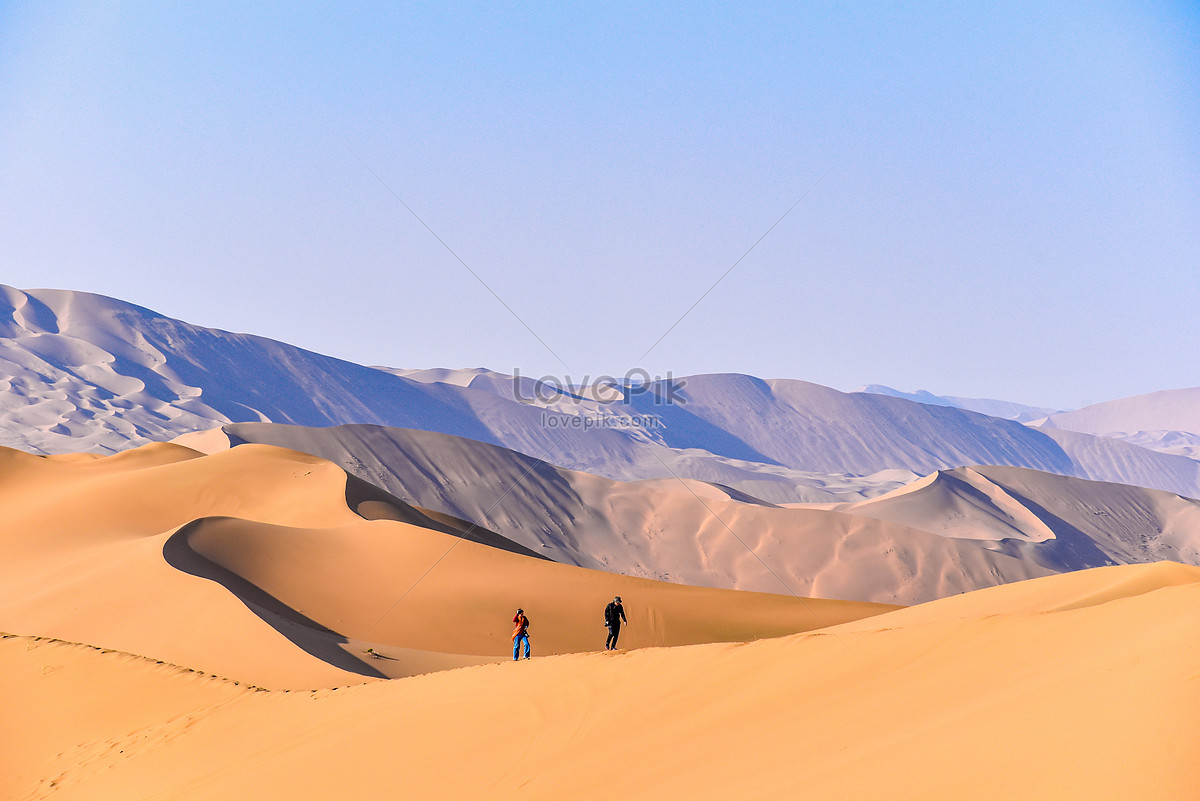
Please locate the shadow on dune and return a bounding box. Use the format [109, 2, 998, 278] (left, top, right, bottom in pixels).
[163, 520, 388, 679]
[343, 472, 549, 559]
[991, 487, 1120, 571]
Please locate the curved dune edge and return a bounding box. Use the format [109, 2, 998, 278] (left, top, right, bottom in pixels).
[169, 426, 233, 454]
[4, 562, 1198, 801]
[0, 442, 526, 687]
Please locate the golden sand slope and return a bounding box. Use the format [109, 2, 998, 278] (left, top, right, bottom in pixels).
[4, 562, 1197, 801]
[0, 443, 891, 688]
[0, 442, 382, 689]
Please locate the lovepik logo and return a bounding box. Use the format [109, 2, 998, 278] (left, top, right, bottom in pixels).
[511, 368, 687, 406]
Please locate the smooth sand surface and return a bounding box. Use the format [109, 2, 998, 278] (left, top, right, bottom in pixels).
[168, 426, 232, 454]
[0, 442, 892, 690]
[4, 562, 1197, 800]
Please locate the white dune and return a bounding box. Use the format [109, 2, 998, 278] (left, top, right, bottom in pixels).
[1039, 387, 1200, 459]
[6, 285, 1198, 503]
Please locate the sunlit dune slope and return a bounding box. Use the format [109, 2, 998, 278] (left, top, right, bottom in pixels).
[0, 442, 430, 687]
[832, 559, 1200, 628]
[4, 562, 1197, 801]
[0, 442, 891, 688]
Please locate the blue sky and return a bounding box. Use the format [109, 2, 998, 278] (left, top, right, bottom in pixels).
[1, 1, 1197, 409]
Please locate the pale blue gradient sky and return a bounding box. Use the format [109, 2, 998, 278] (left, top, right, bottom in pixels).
[1, 2, 1197, 410]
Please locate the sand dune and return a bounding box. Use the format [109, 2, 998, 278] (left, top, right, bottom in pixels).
[1039, 387, 1200, 460]
[5, 562, 1197, 801]
[389, 367, 1200, 497]
[848, 464, 1200, 568]
[1037, 425, 1200, 498]
[0, 441, 892, 689]
[225, 423, 1070, 603]
[173, 514, 890, 658]
[226, 422, 1200, 600]
[1040, 386, 1200, 437]
[0, 442, 412, 687]
[831, 558, 1200, 628]
[0, 284, 510, 455]
[6, 288, 1196, 799]
[1115, 428, 1200, 460]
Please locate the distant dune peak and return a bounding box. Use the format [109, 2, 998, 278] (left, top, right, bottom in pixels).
[856, 383, 1062, 422]
[1036, 387, 1200, 459]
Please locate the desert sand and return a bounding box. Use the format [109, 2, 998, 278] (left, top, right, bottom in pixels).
[4, 561, 1197, 800]
[2, 434, 1197, 800]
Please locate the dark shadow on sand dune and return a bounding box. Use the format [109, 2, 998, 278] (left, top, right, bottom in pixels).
[163, 520, 387, 679]
[988, 487, 1118, 572]
[343, 472, 550, 559]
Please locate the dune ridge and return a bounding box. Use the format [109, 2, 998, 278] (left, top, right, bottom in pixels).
[856, 383, 1061, 421]
[1040, 387, 1200, 435]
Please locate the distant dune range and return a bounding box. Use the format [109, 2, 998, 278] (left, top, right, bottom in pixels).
[4, 285, 1200, 503]
[0, 441, 891, 690]
[5, 562, 1198, 801]
[1037, 387, 1200, 460]
[855, 383, 1061, 422]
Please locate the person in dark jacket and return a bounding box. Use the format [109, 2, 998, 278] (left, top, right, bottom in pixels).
[603, 596, 627, 650]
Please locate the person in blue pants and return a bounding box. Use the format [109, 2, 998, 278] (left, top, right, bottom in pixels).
[512, 608, 531, 660]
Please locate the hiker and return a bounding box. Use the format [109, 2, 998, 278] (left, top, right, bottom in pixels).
[604, 596, 627, 650]
[512, 607, 531, 660]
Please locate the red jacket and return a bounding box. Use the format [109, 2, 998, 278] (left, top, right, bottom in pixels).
[512, 613, 529, 638]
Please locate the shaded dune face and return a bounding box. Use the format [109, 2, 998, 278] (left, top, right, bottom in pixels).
[850, 464, 1200, 569]
[162, 519, 389, 679]
[342, 472, 545, 559]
